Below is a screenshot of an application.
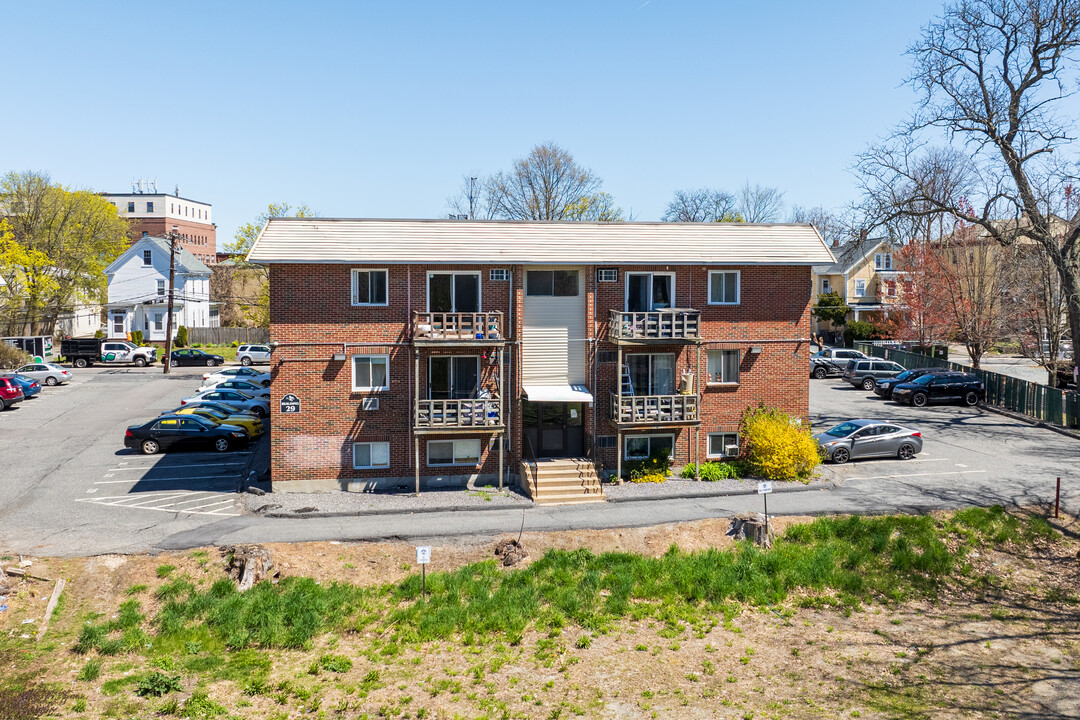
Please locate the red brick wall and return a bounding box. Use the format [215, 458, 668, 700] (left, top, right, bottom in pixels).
[268, 262, 813, 487]
[127, 218, 217, 264]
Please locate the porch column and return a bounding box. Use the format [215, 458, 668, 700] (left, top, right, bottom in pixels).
[414, 349, 421, 497]
[694, 344, 701, 482]
[498, 432, 504, 491]
[616, 343, 623, 485]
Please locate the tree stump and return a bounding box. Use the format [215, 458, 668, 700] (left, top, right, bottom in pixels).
[221, 544, 274, 591]
[493, 538, 528, 567]
[727, 512, 773, 548]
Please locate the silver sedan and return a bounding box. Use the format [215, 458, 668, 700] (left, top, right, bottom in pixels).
[814, 419, 923, 464]
[14, 362, 72, 386]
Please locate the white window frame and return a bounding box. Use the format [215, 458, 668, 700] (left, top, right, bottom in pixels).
[854, 279, 867, 297]
[874, 253, 892, 270]
[624, 272, 675, 311]
[706, 432, 740, 459]
[707, 270, 740, 305]
[489, 268, 509, 281]
[142, 250, 153, 266]
[351, 354, 390, 392]
[352, 441, 390, 470]
[706, 349, 741, 385]
[426, 271, 482, 312]
[821, 278, 831, 294]
[156, 279, 165, 296]
[350, 269, 389, 307]
[427, 439, 482, 466]
[624, 434, 675, 460]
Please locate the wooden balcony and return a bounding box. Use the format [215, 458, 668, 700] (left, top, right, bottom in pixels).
[412, 311, 503, 343]
[610, 392, 700, 426]
[608, 309, 700, 343]
[415, 398, 503, 431]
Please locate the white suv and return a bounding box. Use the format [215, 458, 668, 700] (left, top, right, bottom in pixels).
[236, 344, 272, 366]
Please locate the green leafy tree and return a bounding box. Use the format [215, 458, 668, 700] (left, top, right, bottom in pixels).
[811, 291, 850, 328]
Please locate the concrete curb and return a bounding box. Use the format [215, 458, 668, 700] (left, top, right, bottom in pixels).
[979, 402, 1080, 442]
[251, 478, 835, 519]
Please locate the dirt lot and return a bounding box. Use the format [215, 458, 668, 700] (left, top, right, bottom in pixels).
[2, 512, 1078, 720]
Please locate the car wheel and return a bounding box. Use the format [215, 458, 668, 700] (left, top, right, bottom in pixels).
[862, 377, 876, 391]
[0, 399, 7, 411]
[74, 357, 88, 368]
[813, 366, 828, 379]
[251, 406, 266, 418]
[831, 447, 850, 464]
[214, 437, 230, 452]
[260, 379, 271, 387]
[912, 393, 928, 407]
[898, 443, 916, 460]
[134, 357, 146, 367]
[241, 357, 252, 366]
[141, 439, 160, 455]
[45, 376, 58, 386]
[963, 391, 979, 406]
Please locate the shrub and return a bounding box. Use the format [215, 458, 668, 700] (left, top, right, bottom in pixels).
[628, 472, 666, 484]
[680, 461, 742, 481]
[0, 343, 31, 370]
[231, 340, 240, 348]
[842, 320, 878, 346]
[623, 447, 672, 481]
[93, 329, 105, 339]
[130, 330, 144, 346]
[134, 671, 182, 697]
[740, 404, 820, 481]
[318, 654, 353, 673]
[175, 326, 188, 348]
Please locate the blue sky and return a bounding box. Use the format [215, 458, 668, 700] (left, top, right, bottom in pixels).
[4, 0, 946, 247]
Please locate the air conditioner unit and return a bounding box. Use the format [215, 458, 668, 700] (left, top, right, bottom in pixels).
[724, 444, 740, 458]
[361, 398, 379, 411]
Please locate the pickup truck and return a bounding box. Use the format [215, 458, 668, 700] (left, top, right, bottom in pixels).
[810, 348, 868, 379]
[60, 339, 158, 368]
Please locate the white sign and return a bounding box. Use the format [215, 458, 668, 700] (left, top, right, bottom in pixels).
[757, 481, 773, 495]
[415, 546, 431, 565]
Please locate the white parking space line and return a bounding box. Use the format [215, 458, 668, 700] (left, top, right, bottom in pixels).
[94, 476, 241, 485]
[107, 463, 246, 471]
[75, 490, 239, 517]
[844, 470, 988, 481]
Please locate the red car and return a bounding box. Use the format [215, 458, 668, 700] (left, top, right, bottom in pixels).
[0, 376, 25, 410]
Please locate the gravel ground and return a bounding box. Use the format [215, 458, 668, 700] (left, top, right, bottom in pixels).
[603, 475, 832, 501]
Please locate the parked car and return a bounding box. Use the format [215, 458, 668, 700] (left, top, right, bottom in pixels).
[170, 348, 225, 367]
[814, 419, 923, 464]
[0, 376, 25, 410]
[1, 374, 41, 399]
[173, 399, 261, 418]
[892, 372, 985, 407]
[181, 389, 269, 417]
[202, 367, 271, 386]
[196, 378, 271, 398]
[124, 414, 249, 455]
[810, 348, 868, 379]
[14, 362, 71, 386]
[843, 359, 906, 390]
[873, 368, 951, 399]
[165, 405, 265, 437]
[236, 344, 272, 366]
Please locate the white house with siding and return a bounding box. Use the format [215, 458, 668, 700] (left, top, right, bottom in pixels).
[105, 236, 214, 341]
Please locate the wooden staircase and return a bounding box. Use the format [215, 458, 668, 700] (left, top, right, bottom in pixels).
[520, 458, 606, 506]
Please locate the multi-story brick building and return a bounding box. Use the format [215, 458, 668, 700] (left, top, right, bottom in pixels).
[248, 219, 834, 500]
[102, 182, 217, 266]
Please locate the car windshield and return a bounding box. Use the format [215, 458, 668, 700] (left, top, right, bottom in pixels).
[811, 351, 826, 358]
[893, 371, 914, 381]
[825, 422, 862, 438]
[911, 374, 936, 385]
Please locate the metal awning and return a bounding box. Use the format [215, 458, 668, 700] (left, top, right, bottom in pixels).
[522, 384, 594, 403]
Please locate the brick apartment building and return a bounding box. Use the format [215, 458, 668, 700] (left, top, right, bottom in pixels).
[248, 219, 835, 500]
[102, 182, 217, 266]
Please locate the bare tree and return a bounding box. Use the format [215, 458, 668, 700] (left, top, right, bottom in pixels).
[788, 205, 859, 247]
[738, 182, 784, 222]
[857, 0, 1080, 374]
[662, 188, 739, 222]
[485, 142, 604, 220]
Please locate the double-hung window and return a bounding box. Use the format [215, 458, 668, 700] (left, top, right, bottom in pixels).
[874, 253, 892, 270]
[353, 441, 390, 469]
[624, 434, 674, 460]
[428, 439, 481, 466]
[351, 269, 388, 306]
[156, 280, 165, 296]
[706, 349, 740, 384]
[428, 272, 480, 312]
[143, 250, 153, 266]
[429, 356, 479, 399]
[352, 354, 389, 391]
[708, 270, 739, 305]
[854, 279, 867, 297]
[626, 353, 675, 396]
[625, 272, 672, 311]
[707, 432, 740, 458]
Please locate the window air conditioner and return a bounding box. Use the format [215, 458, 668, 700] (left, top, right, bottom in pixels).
[724, 444, 739, 458]
[361, 398, 379, 411]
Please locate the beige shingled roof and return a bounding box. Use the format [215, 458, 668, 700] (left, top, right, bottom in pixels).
[247, 218, 836, 266]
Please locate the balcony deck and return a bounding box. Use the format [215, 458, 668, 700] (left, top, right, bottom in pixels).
[608, 309, 700, 343]
[412, 311, 504, 344]
[610, 392, 700, 426]
[414, 398, 503, 432]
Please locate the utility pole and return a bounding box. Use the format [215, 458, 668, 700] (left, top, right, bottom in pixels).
[163, 225, 179, 374]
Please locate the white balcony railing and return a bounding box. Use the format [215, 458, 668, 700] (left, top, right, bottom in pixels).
[415, 398, 502, 428]
[610, 392, 699, 425]
[609, 309, 700, 342]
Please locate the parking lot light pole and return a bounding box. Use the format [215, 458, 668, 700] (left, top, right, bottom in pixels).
[163, 226, 179, 374]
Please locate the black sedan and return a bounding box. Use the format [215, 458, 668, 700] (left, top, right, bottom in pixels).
[170, 348, 225, 367]
[124, 414, 249, 455]
[873, 367, 951, 399]
[892, 372, 985, 407]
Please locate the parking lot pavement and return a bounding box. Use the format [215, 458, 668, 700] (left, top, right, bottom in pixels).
[808, 379, 1078, 512]
[0, 364, 262, 556]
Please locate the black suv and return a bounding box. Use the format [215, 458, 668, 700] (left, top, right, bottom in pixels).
[873, 367, 951, 399]
[891, 372, 985, 407]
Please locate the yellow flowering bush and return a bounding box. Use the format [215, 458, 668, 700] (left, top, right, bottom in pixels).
[740, 404, 821, 481]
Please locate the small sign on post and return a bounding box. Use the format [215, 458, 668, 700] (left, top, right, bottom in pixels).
[757, 481, 773, 538]
[416, 546, 431, 597]
[280, 394, 301, 413]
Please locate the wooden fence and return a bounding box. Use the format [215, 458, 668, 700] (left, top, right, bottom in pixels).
[855, 342, 1080, 429]
[188, 327, 269, 346]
